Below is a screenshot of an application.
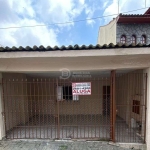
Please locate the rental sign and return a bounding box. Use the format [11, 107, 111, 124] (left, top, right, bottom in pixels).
[72, 82, 91, 95]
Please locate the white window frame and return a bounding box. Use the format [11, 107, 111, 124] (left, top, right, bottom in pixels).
[57, 86, 79, 101]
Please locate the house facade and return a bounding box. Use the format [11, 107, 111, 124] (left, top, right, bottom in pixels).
[0, 45, 150, 150]
[0, 8, 150, 150]
[98, 8, 150, 45]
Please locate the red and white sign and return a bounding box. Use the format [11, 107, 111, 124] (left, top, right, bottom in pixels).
[72, 82, 91, 95]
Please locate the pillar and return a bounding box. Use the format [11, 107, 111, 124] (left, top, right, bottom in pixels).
[144, 68, 150, 149]
[0, 73, 5, 140]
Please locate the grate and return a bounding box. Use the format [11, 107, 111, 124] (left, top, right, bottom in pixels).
[2, 72, 146, 143]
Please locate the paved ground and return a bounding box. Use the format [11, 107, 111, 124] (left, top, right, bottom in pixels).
[0, 140, 146, 150]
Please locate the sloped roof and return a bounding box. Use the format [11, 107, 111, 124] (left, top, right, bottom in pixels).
[0, 43, 149, 52]
[144, 8, 150, 14]
[117, 8, 150, 23]
[117, 14, 150, 23]
[119, 7, 150, 16]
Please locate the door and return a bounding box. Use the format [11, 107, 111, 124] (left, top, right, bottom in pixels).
[103, 86, 110, 115]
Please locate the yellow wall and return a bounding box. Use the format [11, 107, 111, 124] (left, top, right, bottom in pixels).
[97, 19, 116, 45]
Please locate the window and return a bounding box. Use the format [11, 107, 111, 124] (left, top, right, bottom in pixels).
[57, 86, 79, 101]
[120, 35, 126, 44]
[131, 35, 136, 44]
[132, 100, 140, 114]
[63, 86, 72, 100]
[140, 35, 146, 44]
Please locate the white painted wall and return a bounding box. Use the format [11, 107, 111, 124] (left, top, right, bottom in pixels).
[0, 73, 5, 140]
[144, 68, 150, 150]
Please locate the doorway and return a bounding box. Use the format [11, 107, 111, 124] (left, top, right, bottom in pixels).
[103, 86, 110, 115]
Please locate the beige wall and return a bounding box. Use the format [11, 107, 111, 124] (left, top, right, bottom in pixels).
[27, 78, 56, 116]
[3, 71, 145, 119]
[97, 19, 116, 45]
[27, 78, 110, 116]
[0, 48, 150, 72]
[2, 73, 29, 132]
[26, 77, 39, 119]
[58, 79, 110, 115]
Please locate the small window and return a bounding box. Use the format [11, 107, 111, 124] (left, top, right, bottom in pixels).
[63, 86, 72, 100]
[57, 86, 79, 101]
[132, 100, 140, 114]
[140, 35, 146, 44]
[131, 35, 136, 44]
[120, 35, 126, 44]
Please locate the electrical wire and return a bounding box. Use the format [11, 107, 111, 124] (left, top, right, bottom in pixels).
[0, 6, 149, 30]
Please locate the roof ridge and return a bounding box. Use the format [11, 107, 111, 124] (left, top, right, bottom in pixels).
[120, 14, 150, 16]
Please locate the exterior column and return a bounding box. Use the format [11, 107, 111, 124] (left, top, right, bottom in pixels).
[0, 73, 5, 140]
[144, 68, 150, 149]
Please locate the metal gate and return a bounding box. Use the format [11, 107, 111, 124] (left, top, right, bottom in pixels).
[3, 78, 57, 139]
[2, 72, 147, 143]
[57, 77, 111, 140]
[115, 72, 147, 143]
[2, 76, 112, 140]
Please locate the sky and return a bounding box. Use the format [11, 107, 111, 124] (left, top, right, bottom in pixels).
[0, 0, 150, 47]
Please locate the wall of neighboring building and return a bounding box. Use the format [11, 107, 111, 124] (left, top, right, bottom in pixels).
[116, 23, 150, 44]
[97, 19, 116, 45]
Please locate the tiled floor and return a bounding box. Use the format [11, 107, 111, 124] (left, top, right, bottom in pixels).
[6, 115, 143, 143]
[115, 117, 144, 143]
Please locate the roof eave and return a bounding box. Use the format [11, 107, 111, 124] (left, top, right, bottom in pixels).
[117, 16, 150, 23]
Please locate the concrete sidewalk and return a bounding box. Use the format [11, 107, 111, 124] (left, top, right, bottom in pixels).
[0, 140, 146, 150]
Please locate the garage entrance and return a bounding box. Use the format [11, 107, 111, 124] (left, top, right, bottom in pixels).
[2, 76, 112, 140]
[2, 71, 147, 143]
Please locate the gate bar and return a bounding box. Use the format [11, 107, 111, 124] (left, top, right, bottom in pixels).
[56, 79, 60, 139]
[111, 70, 116, 142]
[1, 78, 7, 139]
[144, 73, 147, 143]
